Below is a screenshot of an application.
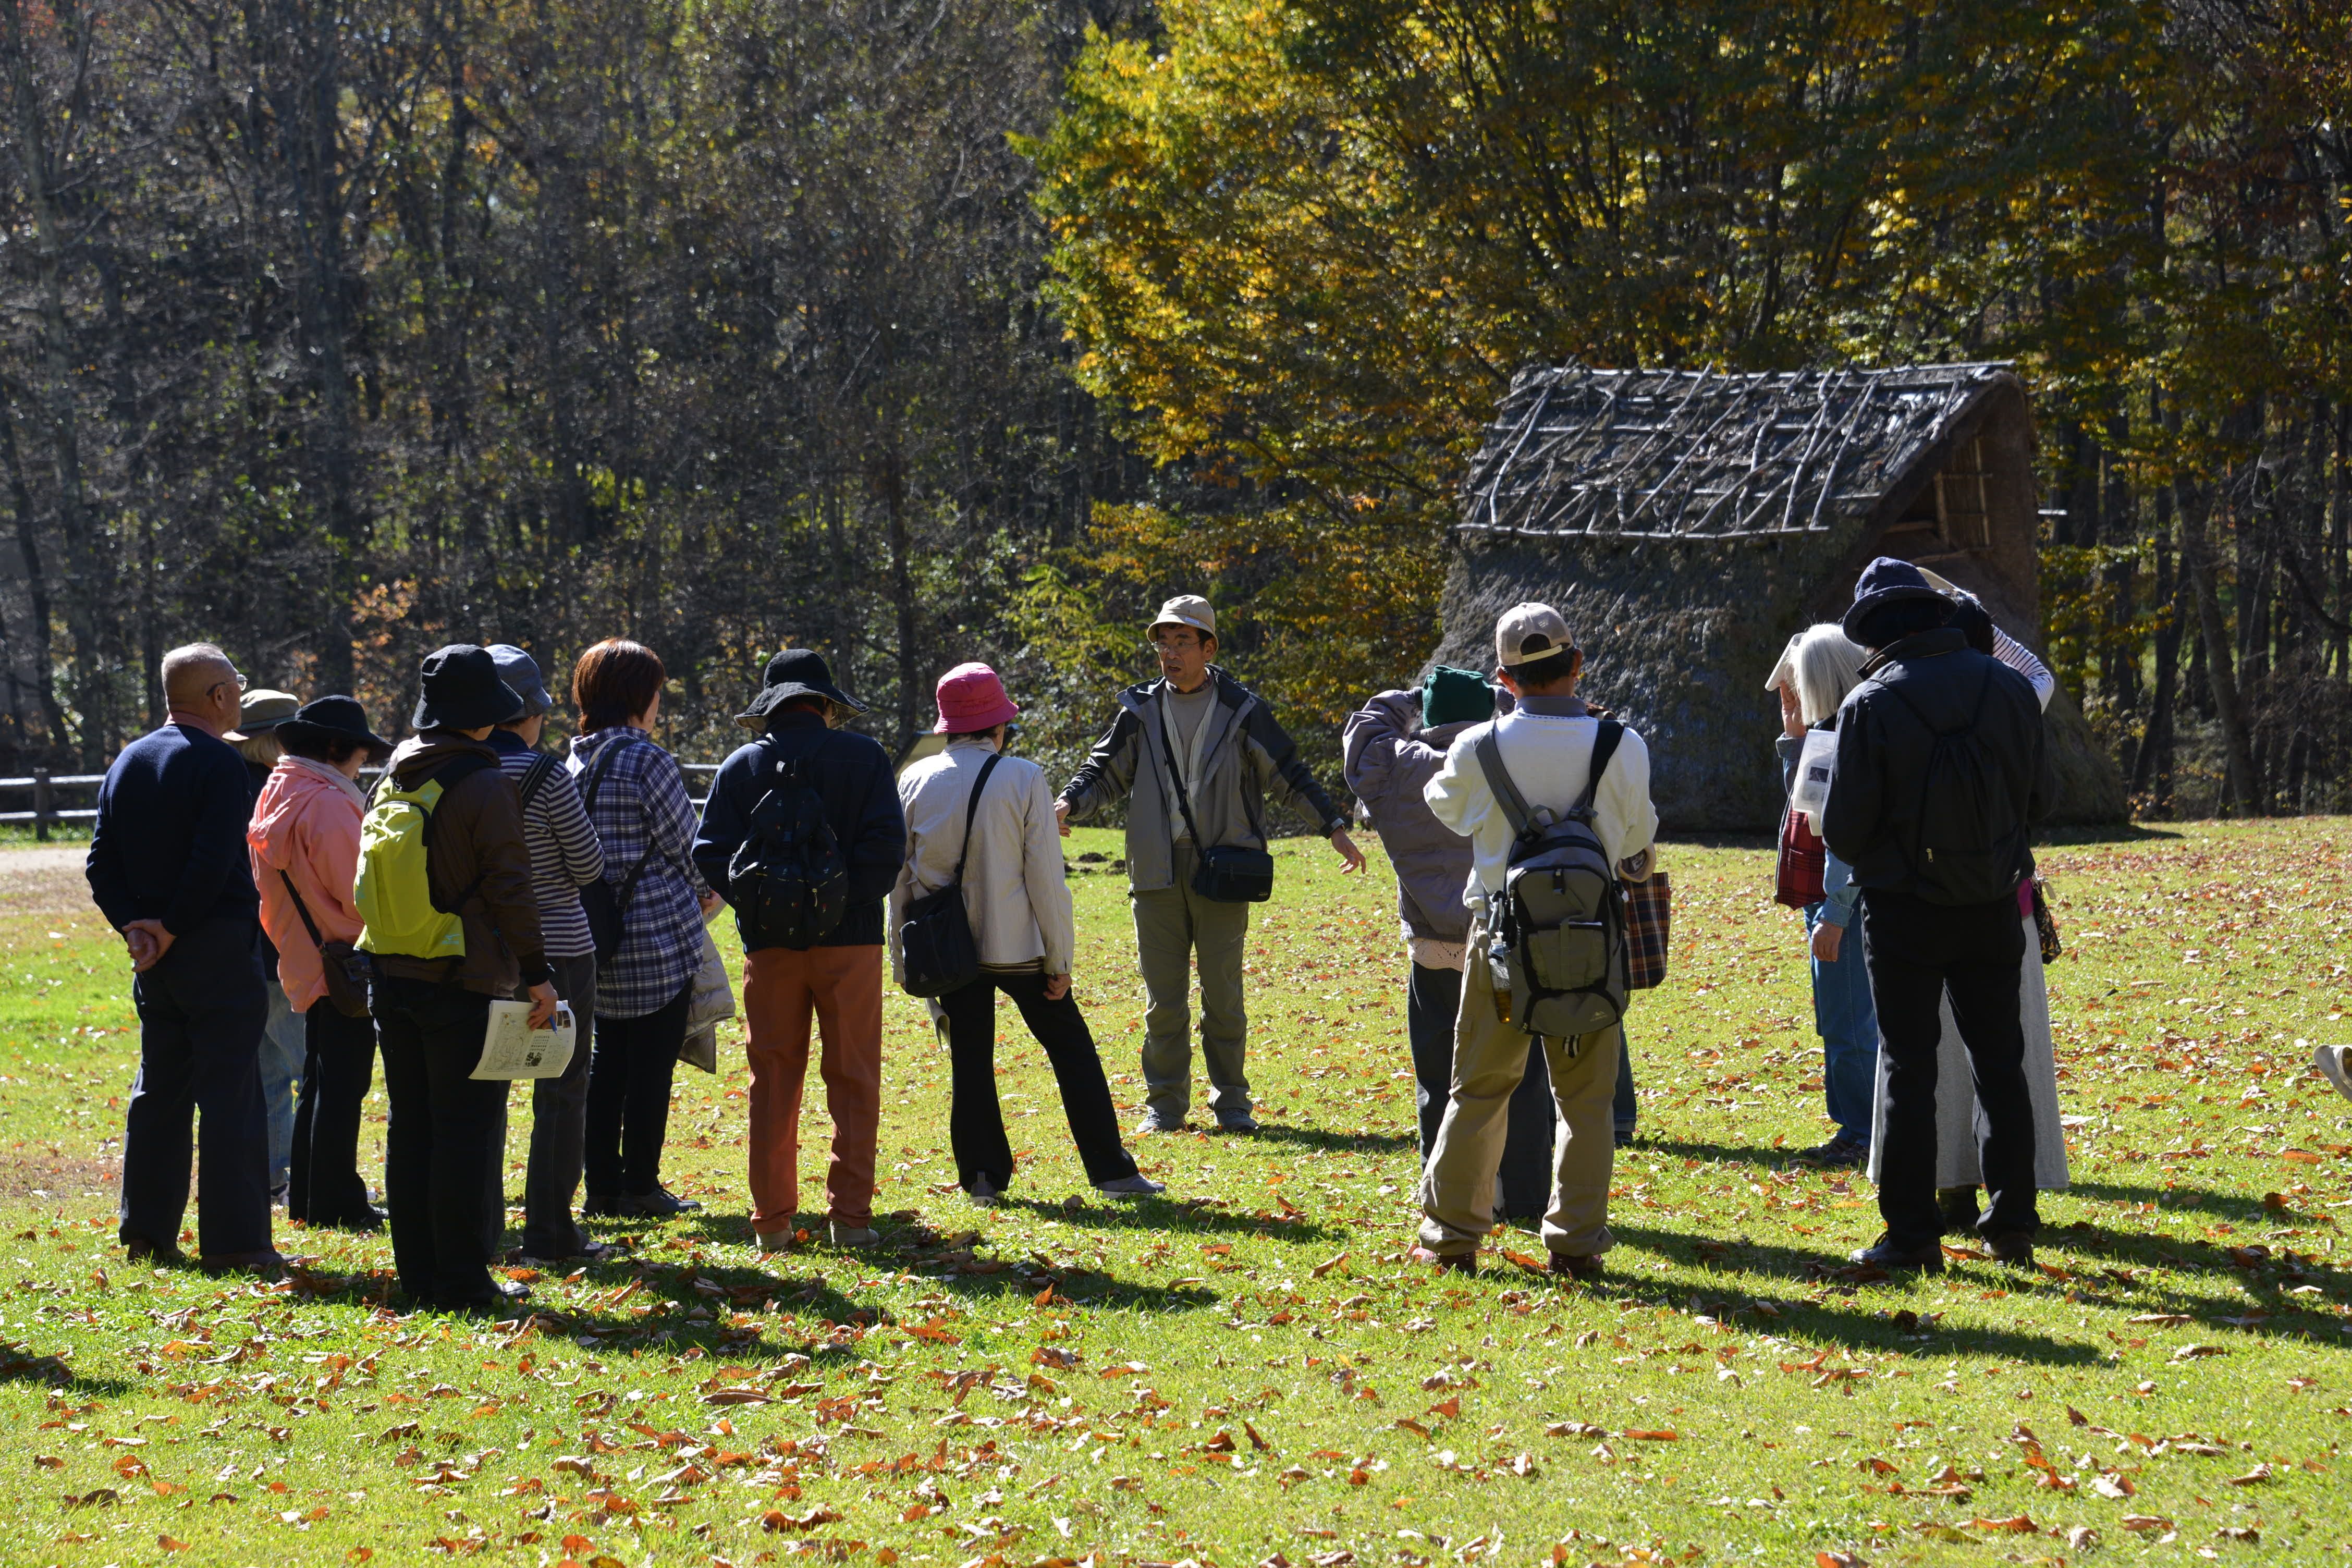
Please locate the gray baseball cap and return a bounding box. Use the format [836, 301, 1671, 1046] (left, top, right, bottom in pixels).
[1493, 602, 1576, 668]
[485, 644, 554, 717]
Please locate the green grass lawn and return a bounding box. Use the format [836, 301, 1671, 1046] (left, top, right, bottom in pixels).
[0, 821, 2348, 1566]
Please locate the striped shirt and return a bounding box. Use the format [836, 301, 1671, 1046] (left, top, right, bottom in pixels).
[488, 730, 604, 960]
[567, 726, 712, 1018]
[1991, 627, 2056, 710]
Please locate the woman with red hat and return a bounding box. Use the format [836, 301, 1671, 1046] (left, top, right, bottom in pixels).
[892, 663, 1161, 1203]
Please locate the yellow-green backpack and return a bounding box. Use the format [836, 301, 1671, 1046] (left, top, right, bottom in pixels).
[355, 755, 494, 960]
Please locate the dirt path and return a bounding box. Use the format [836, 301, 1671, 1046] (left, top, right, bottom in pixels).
[0, 845, 100, 922]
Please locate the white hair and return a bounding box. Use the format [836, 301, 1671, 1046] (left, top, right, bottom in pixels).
[1792, 623, 1865, 726]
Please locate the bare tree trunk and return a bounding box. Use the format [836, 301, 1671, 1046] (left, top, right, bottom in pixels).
[2179, 477, 2261, 815]
[0, 396, 67, 748]
[263, 0, 361, 691]
[4, 0, 114, 762]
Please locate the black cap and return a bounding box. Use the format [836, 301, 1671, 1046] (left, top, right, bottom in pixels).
[411, 644, 527, 732]
[734, 648, 868, 731]
[275, 695, 395, 762]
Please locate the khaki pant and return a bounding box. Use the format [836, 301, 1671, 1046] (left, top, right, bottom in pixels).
[742, 945, 883, 1232]
[1131, 844, 1253, 1125]
[1417, 912, 1618, 1258]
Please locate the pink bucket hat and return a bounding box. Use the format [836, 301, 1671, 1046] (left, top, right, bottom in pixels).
[933, 662, 1021, 734]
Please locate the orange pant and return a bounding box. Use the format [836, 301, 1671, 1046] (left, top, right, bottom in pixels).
[742, 945, 884, 1231]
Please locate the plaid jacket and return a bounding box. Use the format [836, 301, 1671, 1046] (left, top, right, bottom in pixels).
[567, 727, 712, 1018]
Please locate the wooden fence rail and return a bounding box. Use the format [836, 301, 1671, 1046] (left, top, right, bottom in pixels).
[0, 761, 726, 841]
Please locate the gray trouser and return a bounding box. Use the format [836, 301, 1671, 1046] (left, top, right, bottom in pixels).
[486, 953, 598, 1259]
[1132, 844, 1253, 1124]
[260, 979, 307, 1193]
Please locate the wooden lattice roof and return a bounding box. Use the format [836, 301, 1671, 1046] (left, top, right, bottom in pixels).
[1459, 362, 2021, 541]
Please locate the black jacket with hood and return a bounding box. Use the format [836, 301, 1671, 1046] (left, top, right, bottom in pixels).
[1821, 627, 2056, 905]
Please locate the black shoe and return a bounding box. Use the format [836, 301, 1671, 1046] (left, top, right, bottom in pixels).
[439, 1279, 531, 1318]
[1613, 1126, 1636, 1149]
[1848, 1238, 1942, 1273]
[520, 1238, 616, 1267]
[1937, 1186, 1981, 1235]
[1796, 1136, 1870, 1169]
[125, 1236, 189, 1269]
[619, 1185, 702, 1218]
[581, 1193, 622, 1218]
[1986, 1231, 2036, 1269]
[201, 1249, 288, 1281]
[1549, 1251, 1604, 1281]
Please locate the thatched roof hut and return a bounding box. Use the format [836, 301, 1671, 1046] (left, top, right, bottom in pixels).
[1435, 362, 2127, 829]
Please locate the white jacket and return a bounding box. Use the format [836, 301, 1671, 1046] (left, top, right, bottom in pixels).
[1424, 707, 1659, 918]
[890, 739, 1076, 977]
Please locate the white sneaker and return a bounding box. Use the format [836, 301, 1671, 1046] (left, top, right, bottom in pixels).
[1095, 1173, 1165, 1198]
[2315, 1042, 2352, 1105]
[1134, 1110, 1189, 1135]
[967, 1177, 1001, 1207]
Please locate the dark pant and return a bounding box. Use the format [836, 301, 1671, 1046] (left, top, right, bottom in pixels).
[120, 917, 273, 1258]
[373, 976, 505, 1307]
[1408, 963, 1635, 1220]
[289, 1002, 376, 1228]
[586, 981, 689, 1197]
[940, 970, 1138, 1193]
[516, 954, 598, 1257]
[1859, 887, 2039, 1251]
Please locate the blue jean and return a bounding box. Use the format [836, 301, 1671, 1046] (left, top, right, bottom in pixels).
[259, 980, 307, 1194]
[1806, 902, 1879, 1145]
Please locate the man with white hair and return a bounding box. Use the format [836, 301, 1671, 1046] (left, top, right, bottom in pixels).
[86, 644, 281, 1278]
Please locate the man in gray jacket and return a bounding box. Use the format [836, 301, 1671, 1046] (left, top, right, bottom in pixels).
[1057, 595, 1364, 1134]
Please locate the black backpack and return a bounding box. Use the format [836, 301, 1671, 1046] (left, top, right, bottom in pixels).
[727, 741, 850, 951]
[1875, 669, 2024, 906]
[1474, 721, 1628, 1040]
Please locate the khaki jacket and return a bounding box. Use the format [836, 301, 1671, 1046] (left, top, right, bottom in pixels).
[1058, 668, 1345, 893]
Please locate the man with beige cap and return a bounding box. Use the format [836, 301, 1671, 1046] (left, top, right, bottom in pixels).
[1057, 595, 1364, 1134]
[1412, 603, 1657, 1277]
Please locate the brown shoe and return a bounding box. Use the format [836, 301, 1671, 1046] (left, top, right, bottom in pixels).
[1408, 1244, 1475, 1276]
[1548, 1250, 1604, 1281]
[201, 1249, 287, 1281]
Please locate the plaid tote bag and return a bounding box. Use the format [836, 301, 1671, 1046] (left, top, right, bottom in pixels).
[1622, 872, 1672, 990]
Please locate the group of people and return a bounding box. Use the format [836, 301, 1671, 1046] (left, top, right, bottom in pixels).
[87, 554, 2085, 1309]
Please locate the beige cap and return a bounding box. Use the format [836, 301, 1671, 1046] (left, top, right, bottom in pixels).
[226, 688, 300, 742]
[1149, 594, 1217, 640]
[1493, 602, 1575, 668]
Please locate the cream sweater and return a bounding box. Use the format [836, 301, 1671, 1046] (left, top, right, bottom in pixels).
[890, 739, 1076, 977]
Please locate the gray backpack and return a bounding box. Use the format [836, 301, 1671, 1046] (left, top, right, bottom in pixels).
[1475, 722, 1628, 1040]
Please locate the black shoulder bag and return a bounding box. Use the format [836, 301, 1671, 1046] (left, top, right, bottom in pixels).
[577, 738, 666, 963]
[898, 751, 1004, 997]
[278, 871, 374, 1019]
[1159, 705, 1275, 903]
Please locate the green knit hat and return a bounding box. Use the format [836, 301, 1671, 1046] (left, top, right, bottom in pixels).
[1422, 665, 1495, 728]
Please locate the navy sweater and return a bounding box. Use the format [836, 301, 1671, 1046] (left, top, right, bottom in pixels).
[693, 710, 906, 949]
[86, 723, 262, 936]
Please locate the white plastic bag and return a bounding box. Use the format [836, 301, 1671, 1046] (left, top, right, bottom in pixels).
[1787, 728, 1838, 835]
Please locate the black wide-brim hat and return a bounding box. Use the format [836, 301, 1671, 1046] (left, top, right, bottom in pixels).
[1840, 555, 1950, 644]
[276, 695, 395, 762]
[736, 648, 868, 730]
[411, 644, 527, 731]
